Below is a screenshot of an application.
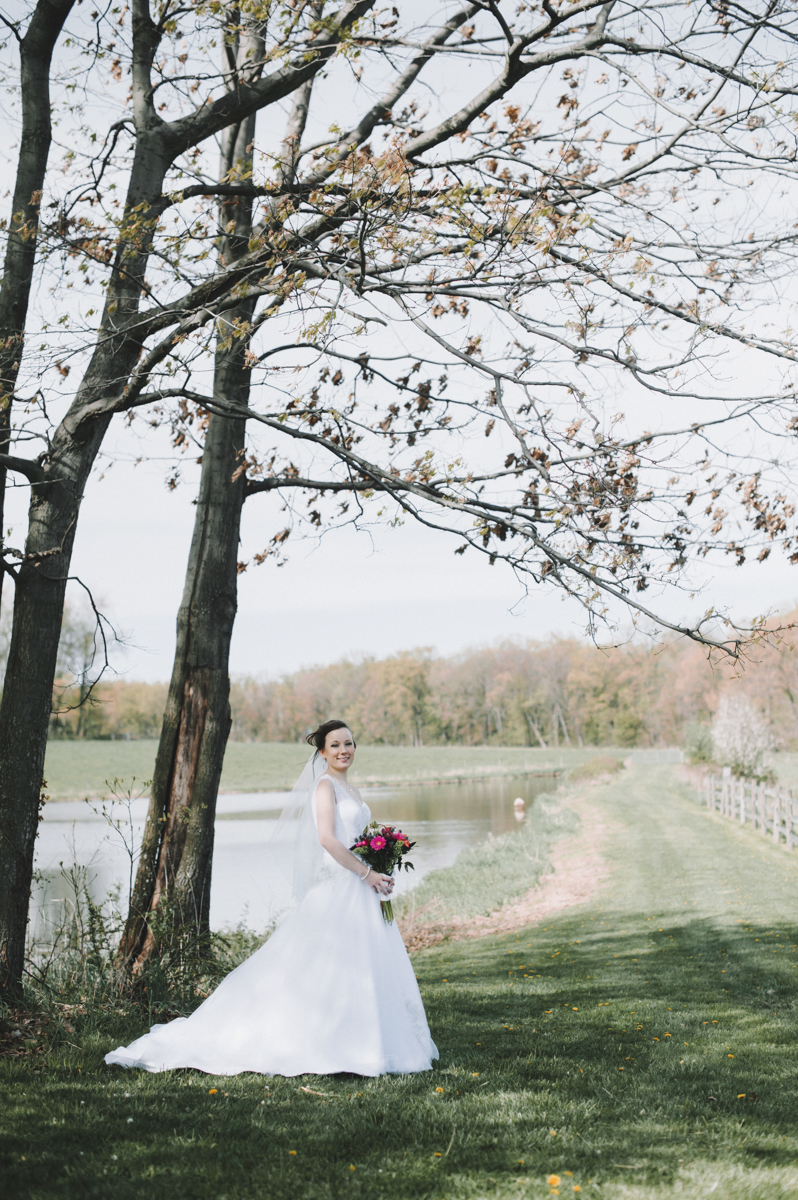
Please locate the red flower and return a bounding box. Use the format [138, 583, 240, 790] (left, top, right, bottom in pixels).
[370, 835, 387, 850]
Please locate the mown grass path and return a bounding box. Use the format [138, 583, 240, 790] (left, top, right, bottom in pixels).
[3, 765, 797, 1199]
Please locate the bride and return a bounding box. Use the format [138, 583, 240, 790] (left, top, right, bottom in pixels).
[105, 720, 438, 1077]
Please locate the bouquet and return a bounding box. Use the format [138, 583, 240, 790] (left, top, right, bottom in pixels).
[350, 821, 416, 924]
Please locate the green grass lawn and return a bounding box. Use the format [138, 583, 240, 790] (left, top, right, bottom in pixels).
[41, 741, 599, 799]
[4, 764, 798, 1198]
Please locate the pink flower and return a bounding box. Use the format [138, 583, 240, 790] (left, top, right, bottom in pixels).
[370, 836, 386, 850]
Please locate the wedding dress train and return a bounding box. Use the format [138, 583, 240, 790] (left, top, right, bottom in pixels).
[105, 777, 438, 1076]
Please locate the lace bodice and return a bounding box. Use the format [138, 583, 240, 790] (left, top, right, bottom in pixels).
[314, 775, 371, 870]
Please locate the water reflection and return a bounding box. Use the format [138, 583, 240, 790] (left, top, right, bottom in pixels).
[32, 773, 558, 937]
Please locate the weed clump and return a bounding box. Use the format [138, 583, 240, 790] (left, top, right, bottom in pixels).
[567, 754, 624, 782]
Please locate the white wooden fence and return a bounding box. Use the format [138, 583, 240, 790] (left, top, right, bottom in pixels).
[703, 773, 798, 851]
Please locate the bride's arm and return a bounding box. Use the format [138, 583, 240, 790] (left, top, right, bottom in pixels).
[316, 780, 394, 896]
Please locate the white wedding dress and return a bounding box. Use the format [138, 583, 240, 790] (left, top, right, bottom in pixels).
[105, 776, 438, 1076]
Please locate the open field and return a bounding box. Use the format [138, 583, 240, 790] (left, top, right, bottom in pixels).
[4, 763, 798, 1198]
[41, 742, 603, 800]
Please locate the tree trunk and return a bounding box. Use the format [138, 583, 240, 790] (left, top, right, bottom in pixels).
[0, 0, 76, 617]
[524, 711, 548, 749]
[0, 114, 171, 996]
[118, 110, 257, 971]
[118, 399, 248, 969]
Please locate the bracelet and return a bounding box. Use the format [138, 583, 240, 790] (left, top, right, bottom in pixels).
[361, 865, 371, 881]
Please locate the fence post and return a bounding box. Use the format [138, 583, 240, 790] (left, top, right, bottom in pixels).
[773, 790, 781, 845]
[762, 785, 768, 837]
[740, 779, 746, 824]
[787, 794, 795, 852]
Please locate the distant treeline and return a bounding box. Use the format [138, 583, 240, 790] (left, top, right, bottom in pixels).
[44, 624, 798, 749]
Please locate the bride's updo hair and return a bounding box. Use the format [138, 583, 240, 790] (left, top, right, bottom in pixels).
[306, 719, 356, 752]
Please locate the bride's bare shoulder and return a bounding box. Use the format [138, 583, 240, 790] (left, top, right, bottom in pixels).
[316, 775, 337, 803]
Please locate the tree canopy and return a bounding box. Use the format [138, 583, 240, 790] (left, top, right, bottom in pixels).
[3, 0, 798, 648]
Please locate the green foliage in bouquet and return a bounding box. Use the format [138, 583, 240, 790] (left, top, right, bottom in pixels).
[350, 821, 416, 923]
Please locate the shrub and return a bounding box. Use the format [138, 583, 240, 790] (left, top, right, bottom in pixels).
[567, 754, 624, 782]
[684, 722, 714, 765]
[711, 693, 774, 781]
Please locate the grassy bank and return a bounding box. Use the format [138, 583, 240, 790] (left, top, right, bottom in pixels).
[4, 764, 798, 1198]
[396, 793, 577, 927]
[42, 742, 601, 800]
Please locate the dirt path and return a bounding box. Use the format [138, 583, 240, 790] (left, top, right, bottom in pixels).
[401, 788, 617, 952]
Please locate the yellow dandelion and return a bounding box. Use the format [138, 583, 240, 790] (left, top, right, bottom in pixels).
[208, 1088, 218, 1095]
[548, 1175, 561, 1187]
[435, 1086, 444, 1093]
[289, 1150, 297, 1156]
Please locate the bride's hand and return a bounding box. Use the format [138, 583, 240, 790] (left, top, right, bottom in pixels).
[365, 871, 394, 896]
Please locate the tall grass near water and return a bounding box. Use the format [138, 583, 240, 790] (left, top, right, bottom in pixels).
[23, 846, 268, 1026]
[397, 794, 577, 928]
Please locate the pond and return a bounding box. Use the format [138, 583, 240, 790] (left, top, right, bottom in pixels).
[31, 772, 558, 940]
